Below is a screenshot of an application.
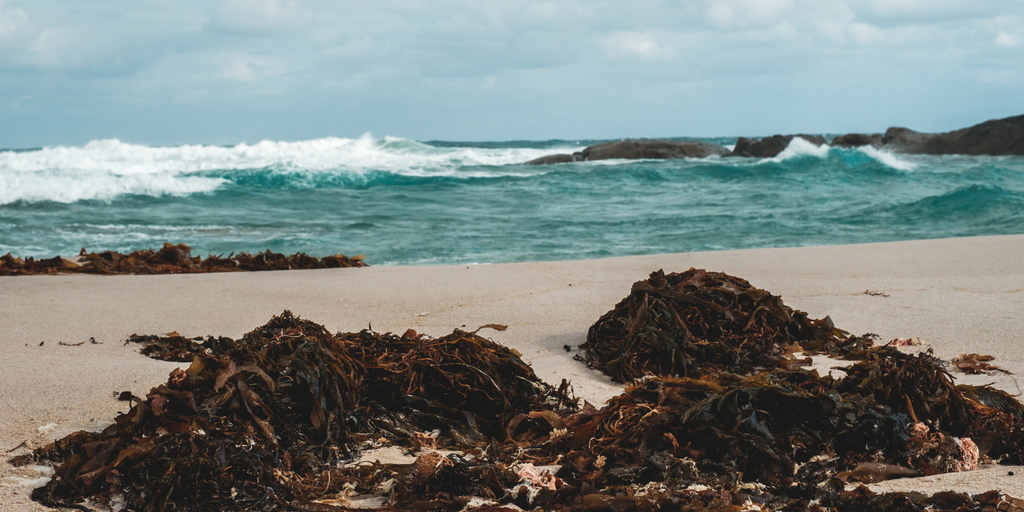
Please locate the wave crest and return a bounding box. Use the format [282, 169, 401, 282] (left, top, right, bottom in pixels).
[0, 135, 571, 204]
[0, 169, 225, 205]
[0, 135, 565, 175]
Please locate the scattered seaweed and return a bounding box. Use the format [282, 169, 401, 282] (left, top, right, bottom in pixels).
[951, 353, 1010, 375]
[0, 243, 366, 276]
[14, 269, 1024, 511]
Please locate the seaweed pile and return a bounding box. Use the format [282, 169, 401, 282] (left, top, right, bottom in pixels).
[18, 312, 571, 511]
[12, 270, 1024, 511]
[580, 268, 867, 383]
[0, 243, 366, 276]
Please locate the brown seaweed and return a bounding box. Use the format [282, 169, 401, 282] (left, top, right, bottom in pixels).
[0, 243, 366, 276]
[15, 269, 1024, 511]
[22, 312, 572, 511]
[579, 268, 863, 383]
[951, 353, 1010, 375]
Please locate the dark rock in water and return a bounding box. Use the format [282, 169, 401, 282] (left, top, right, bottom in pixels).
[885, 114, 1024, 155]
[831, 133, 883, 148]
[725, 134, 827, 158]
[523, 139, 727, 165]
[525, 114, 1024, 164]
[581, 139, 728, 160]
[524, 153, 581, 165]
[883, 127, 939, 153]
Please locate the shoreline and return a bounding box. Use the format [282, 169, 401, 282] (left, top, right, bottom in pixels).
[3, 234, 1023, 509]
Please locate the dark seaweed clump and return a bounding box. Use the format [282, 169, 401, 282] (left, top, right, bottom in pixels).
[18, 312, 571, 511]
[580, 268, 869, 382]
[12, 269, 1024, 511]
[0, 243, 366, 276]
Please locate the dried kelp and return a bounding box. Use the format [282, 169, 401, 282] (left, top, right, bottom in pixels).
[17, 269, 1024, 511]
[580, 268, 861, 383]
[951, 353, 1009, 375]
[29, 312, 366, 510]
[24, 311, 573, 511]
[0, 243, 366, 276]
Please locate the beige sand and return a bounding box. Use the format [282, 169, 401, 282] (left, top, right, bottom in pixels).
[2, 234, 1023, 509]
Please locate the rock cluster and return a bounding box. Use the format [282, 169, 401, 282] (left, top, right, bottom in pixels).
[522, 114, 1024, 164]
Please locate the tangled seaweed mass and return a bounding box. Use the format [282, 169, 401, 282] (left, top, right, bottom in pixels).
[11, 269, 1024, 511]
[0, 243, 366, 275]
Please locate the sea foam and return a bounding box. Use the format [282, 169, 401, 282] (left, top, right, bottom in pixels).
[0, 136, 565, 176]
[769, 137, 831, 162]
[0, 136, 569, 204]
[857, 145, 917, 171]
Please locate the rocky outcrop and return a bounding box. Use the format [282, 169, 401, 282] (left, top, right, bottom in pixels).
[524, 153, 582, 165]
[831, 133, 883, 148]
[882, 115, 1024, 155]
[582, 139, 728, 160]
[881, 127, 938, 153]
[522, 114, 1024, 164]
[724, 134, 827, 158]
[523, 139, 728, 165]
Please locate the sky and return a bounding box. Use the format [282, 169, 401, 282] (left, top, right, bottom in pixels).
[1, 0, 1023, 147]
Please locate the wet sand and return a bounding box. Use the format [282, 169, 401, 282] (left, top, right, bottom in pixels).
[2, 234, 1023, 509]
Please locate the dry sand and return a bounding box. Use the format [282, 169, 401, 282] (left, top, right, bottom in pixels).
[2, 234, 1023, 509]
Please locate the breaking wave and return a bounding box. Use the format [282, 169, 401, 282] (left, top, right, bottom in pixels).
[0, 136, 572, 204]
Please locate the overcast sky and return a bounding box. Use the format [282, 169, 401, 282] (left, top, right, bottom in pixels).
[2, 0, 1023, 147]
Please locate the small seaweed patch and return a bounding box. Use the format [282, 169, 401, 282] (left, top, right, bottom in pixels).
[0, 243, 366, 275]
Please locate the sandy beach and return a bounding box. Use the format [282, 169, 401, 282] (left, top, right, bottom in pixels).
[2, 234, 1023, 510]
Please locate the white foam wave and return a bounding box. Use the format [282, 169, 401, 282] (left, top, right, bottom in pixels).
[856, 145, 917, 171]
[0, 135, 574, 203]
[0, 135, 569, 177]
[0, 169, 225, 205]
[769, 137, 831, 162]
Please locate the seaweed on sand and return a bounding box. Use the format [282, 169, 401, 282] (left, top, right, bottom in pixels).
[580, 268, 866, 383]
[15, 270, 1024, 511]
[0, 243, 366, 276]
[24, 312, 572, 511]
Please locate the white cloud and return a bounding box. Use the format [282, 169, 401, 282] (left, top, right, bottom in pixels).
[705, 0, 795, 30]
[323, 37, 373, 58]
[0, 0, 42, 59]
[221, 54, 280, 81]
[213, 0, 306, 33]
[995, 31, 1019, 46]
[2, 0, 1024, 146]
[0, 0, 32, 41]
[599, 31, 672, 60]
[848, 21, 885, 43]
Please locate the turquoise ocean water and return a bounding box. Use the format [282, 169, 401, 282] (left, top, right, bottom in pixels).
[1, 136, 1022, 266]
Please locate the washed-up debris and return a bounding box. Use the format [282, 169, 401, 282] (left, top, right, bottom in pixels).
[889, 337, 924, 347]
[0, 243, 366, 276]
[14, 270, 1024, 511]
[951, 353, 1010, 375]
[861, 290, 890, 297]
[579, 268, 864, 383]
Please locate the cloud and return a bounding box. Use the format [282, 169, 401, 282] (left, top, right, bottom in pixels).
[211, 0, 307, 34]
[705, 0, 795, 31]
[599, 31, 673, 60]
[2, 0, 1024, 146]
[221, 54, 281, 82]
[0, 0, 44, 64]
[0, 0, 34, 43]
[995, 31, 1019, 46]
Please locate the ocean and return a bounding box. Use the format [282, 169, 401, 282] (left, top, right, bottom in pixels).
[1, 135, 1022, 266]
